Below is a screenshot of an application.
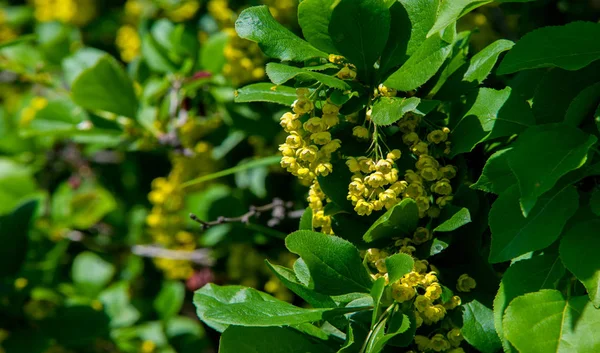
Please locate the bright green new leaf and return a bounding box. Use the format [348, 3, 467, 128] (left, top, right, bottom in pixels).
[433, 206, 471, 232]
[461, 300, 501, 353]
[471, 148, 517, 194]
[98, 282, 141, 328]
[72, 251, 116, 297]
[384, 33, 452, 91]
[560, 219, 600, 308]
[0, 200, 37, 278]
[265, 63, 350, 90]
[498, 22, 600, 74]
[62, 48, 105, 86]
[329, 0, 390, 81]
[427, 0, 493, 37]
[235, 6, 327, 62]
[286, 230, 373, 295]
[0, 158, 38, 215]
[507, 124, 596, 215]
[298, 0, 338, 54]
[463, 39, 514, 83]
[299, 207, 313, 231]
[385, 253, 414, 283]
[71, 55, 138, 118]
[493, 254, 565, 353]
[450, 87, 534, 156]
[200, 32, 228, 74]
[154, 281, 185, 321]
[363, 199, 419, 243]
[504, 290, 600, 353]
[397, 0, 438, 56]
[564, 82, 600, 127]
[371, 97, 421, 126]
[194, 284, 364, 328]
[234, 83, 296, 106]
[220, 326, 334, 353]
[488, 185, 578, 263]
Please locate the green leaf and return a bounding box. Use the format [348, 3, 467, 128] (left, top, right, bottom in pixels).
[433, 206, 471, 232]
[286, 230, 373, 295]
[488, 185, 578, 263]
[20, 97, 90, 138]
[235, 6, 327, 62]
[384, 33, 452, 92]
[450, 87, 534, 156]
[385, 253, 414, 283]
[560, 219, 600, 308]
[298, 0, 338, 54]
[220, 326, 334, 353]
[398, 0, 438, 56]
[266, 63, 350, 90]
[141, 33, 177, 73]
[62, 48, 106, 86]
[498, 22, 600, 75]
[154, 281, 185, 321]
[51, 182, 117, 229]
[71, 55, 138, 118]
[200, 32, 228, 74]
[300, 207, 313, 231]
[0, 158, 38, 215]
[363, 199, 419, 243]
[461, 300, 501, 353]
[371, 97, 421, 126]
[378, 2, 411, 75]
[317, 159, 354, 213]
[427, 0, 493, 37]
[367, 313, 412, 353]
[194, 284, 363, 328]
[234, 83, 296, 106]
[504, 290, 600, 353]
[471, 148, 517, 194]
[591, 189, 600, 216]
[98, 282, 141, 328]
[72, 251, 115, 297]
[370, 277, 387, 327]
[494, 254, 565, 353]
[0, 200, 37, 278]
[565, 82, 600, 127]
[265, 261, 337, 308]
[328, 0, 390, 81]
[463, 39, 514, 83]
[507, 124, 596, 215]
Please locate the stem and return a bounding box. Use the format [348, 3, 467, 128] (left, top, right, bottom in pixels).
[359, 303, 397, 353]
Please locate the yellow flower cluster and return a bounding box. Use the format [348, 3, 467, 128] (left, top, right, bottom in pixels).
[222, 28, 265, 85]
[20, 97, 48, 127]
[0, 10, 17, 43]
[262, 0, 298, 24]
[115, 25, 141, 63]
[207, 0, 236, 28]
[165, 0, 200, 22]
[414, 328, 465, 352]
[33, 0, 96, 26]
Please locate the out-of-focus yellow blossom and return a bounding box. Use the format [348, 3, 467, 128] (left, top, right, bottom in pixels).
[115, 25, 141, 62]
[20, 97, 48, 127]
[165, 0, 200, 22]
[33, 0, 96, 26]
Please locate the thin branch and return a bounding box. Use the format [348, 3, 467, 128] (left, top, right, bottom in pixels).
[131, 245, 214, 266]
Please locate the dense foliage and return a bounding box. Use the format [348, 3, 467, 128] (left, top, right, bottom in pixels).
[1, 0, 600, 352]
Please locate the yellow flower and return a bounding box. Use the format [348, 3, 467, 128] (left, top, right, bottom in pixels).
[377, 84, 397, 97]
[297, 146, 318, 162]
[423, 304, 446, 323]
[411, 141, 429, 156]
[444, 295, 462, 310]
[322, 114, 340, 127]
[293, 98, 314, 114]
[304, 117, 325, 133]
[387, 149, 402, 160]
[432, 178, 453, 195]
[447, 328, 464, 347]
[439, 165, 457, 179]
[315, 163, 333, 176]
[457, 274, 476, 292]
[436, 195, 454, 207]
[414, 260, 429, 274]
[337, 66, 356, 80]
[365, 172, 386, 188]
[420, 166, 439, 181]
[322, 102, 340, 115]
[354, 199, 373, 216]
[329, 54, 345, 64]
[140, 340, 156, 353]
[322, 139, 342, 154]
[427, 129, 448, 144]
[402, 132, 419, 145]
[427, 206, 441, 218]
[14, 278, 28, 290]
[414, 295, 432, 312]
[357, 157, 375, 173]
[296, 87, 310, 97]
[375, 159, 393, 174]
[414, 335, 430, 351]
[392, 283, 416, 302]
[425, 283, 443, 300]
[412, 227, 431, 245]
[310, 131, 332, 145]
[429, 333, 451, 352]
[346, 157, 361, 173]
[285, 133, 304, 149]
[352, 126, 369, 140]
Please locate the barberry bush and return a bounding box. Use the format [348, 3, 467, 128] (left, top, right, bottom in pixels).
[1, 0, 600, 353]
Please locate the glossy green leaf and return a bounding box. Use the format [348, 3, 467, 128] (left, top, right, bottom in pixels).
[507, 124, 596, 215]
[71, 55, 138, 118]
[72, 251, 116, 297]
[384, 33, 452, 91]
[488, 185, 578, 263]
[299, 207, 313, 231]
[397, 0, 438, 56]
[433, 206, 471, 232]
[385, 253, 414, 283]
[0, 200, 37, 278]
[498, 22, 600, 74]
[220, 326, 334, 353]
[494, 254, 565, 353]
[564, 82, 600, 127]
[371, 97, 421, 126]
[286, 230, 373, 295]
[427, 0, 493, 37]
[450, 87, 534, 156]
[235, 6, 327, 62]
[463, 39, 514, 83]
[154, 281, 185, 320]
[471, 148, 517, 194]
[560, 219, 600, 308]
[363, 199, 419, 243]
[298, 0, 338, 54]
[194, 284, 364, 328]
[234, 83, 296, 106]
[504, 290, 600, 353]
[329, 0, 390, 81]
[461, 300, 501, 353]
[266, 63, 350, 90]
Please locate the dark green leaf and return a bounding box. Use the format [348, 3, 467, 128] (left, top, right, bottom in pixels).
[0, 159, 37, 215]
[220, 326, 334, 353]
[298, 0, 338, 54]
[363, 199, 419, 243]
[507, 124, 596, 215]
[488, 185, 578, 263]
[560, 219, 600, 308]
[463, 39, 514, 83]
[234, 83, 296, 106]
[317, 160, 355, 213]
[371, 97, 421, 126]
[498, 22, 600, 74]
[0, 200, 37, 277]
[329, 0, 390, 81]
[71, 55, 138, 118]
[565, 82, 600, 127]
[591, 189, 600, 216]
[286, 230, 373, 295]
[385, 253, 414, 283]
[379, 2, 411, 75]
[471, 148, 517, 194]
[235, 6, 327, 62]
[427, 0, 493, 37]
[433, 206, 471, 232]
[504, 291, 600, 353]
[266, 63, 350, 90]
[461, 300, 501, 353]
